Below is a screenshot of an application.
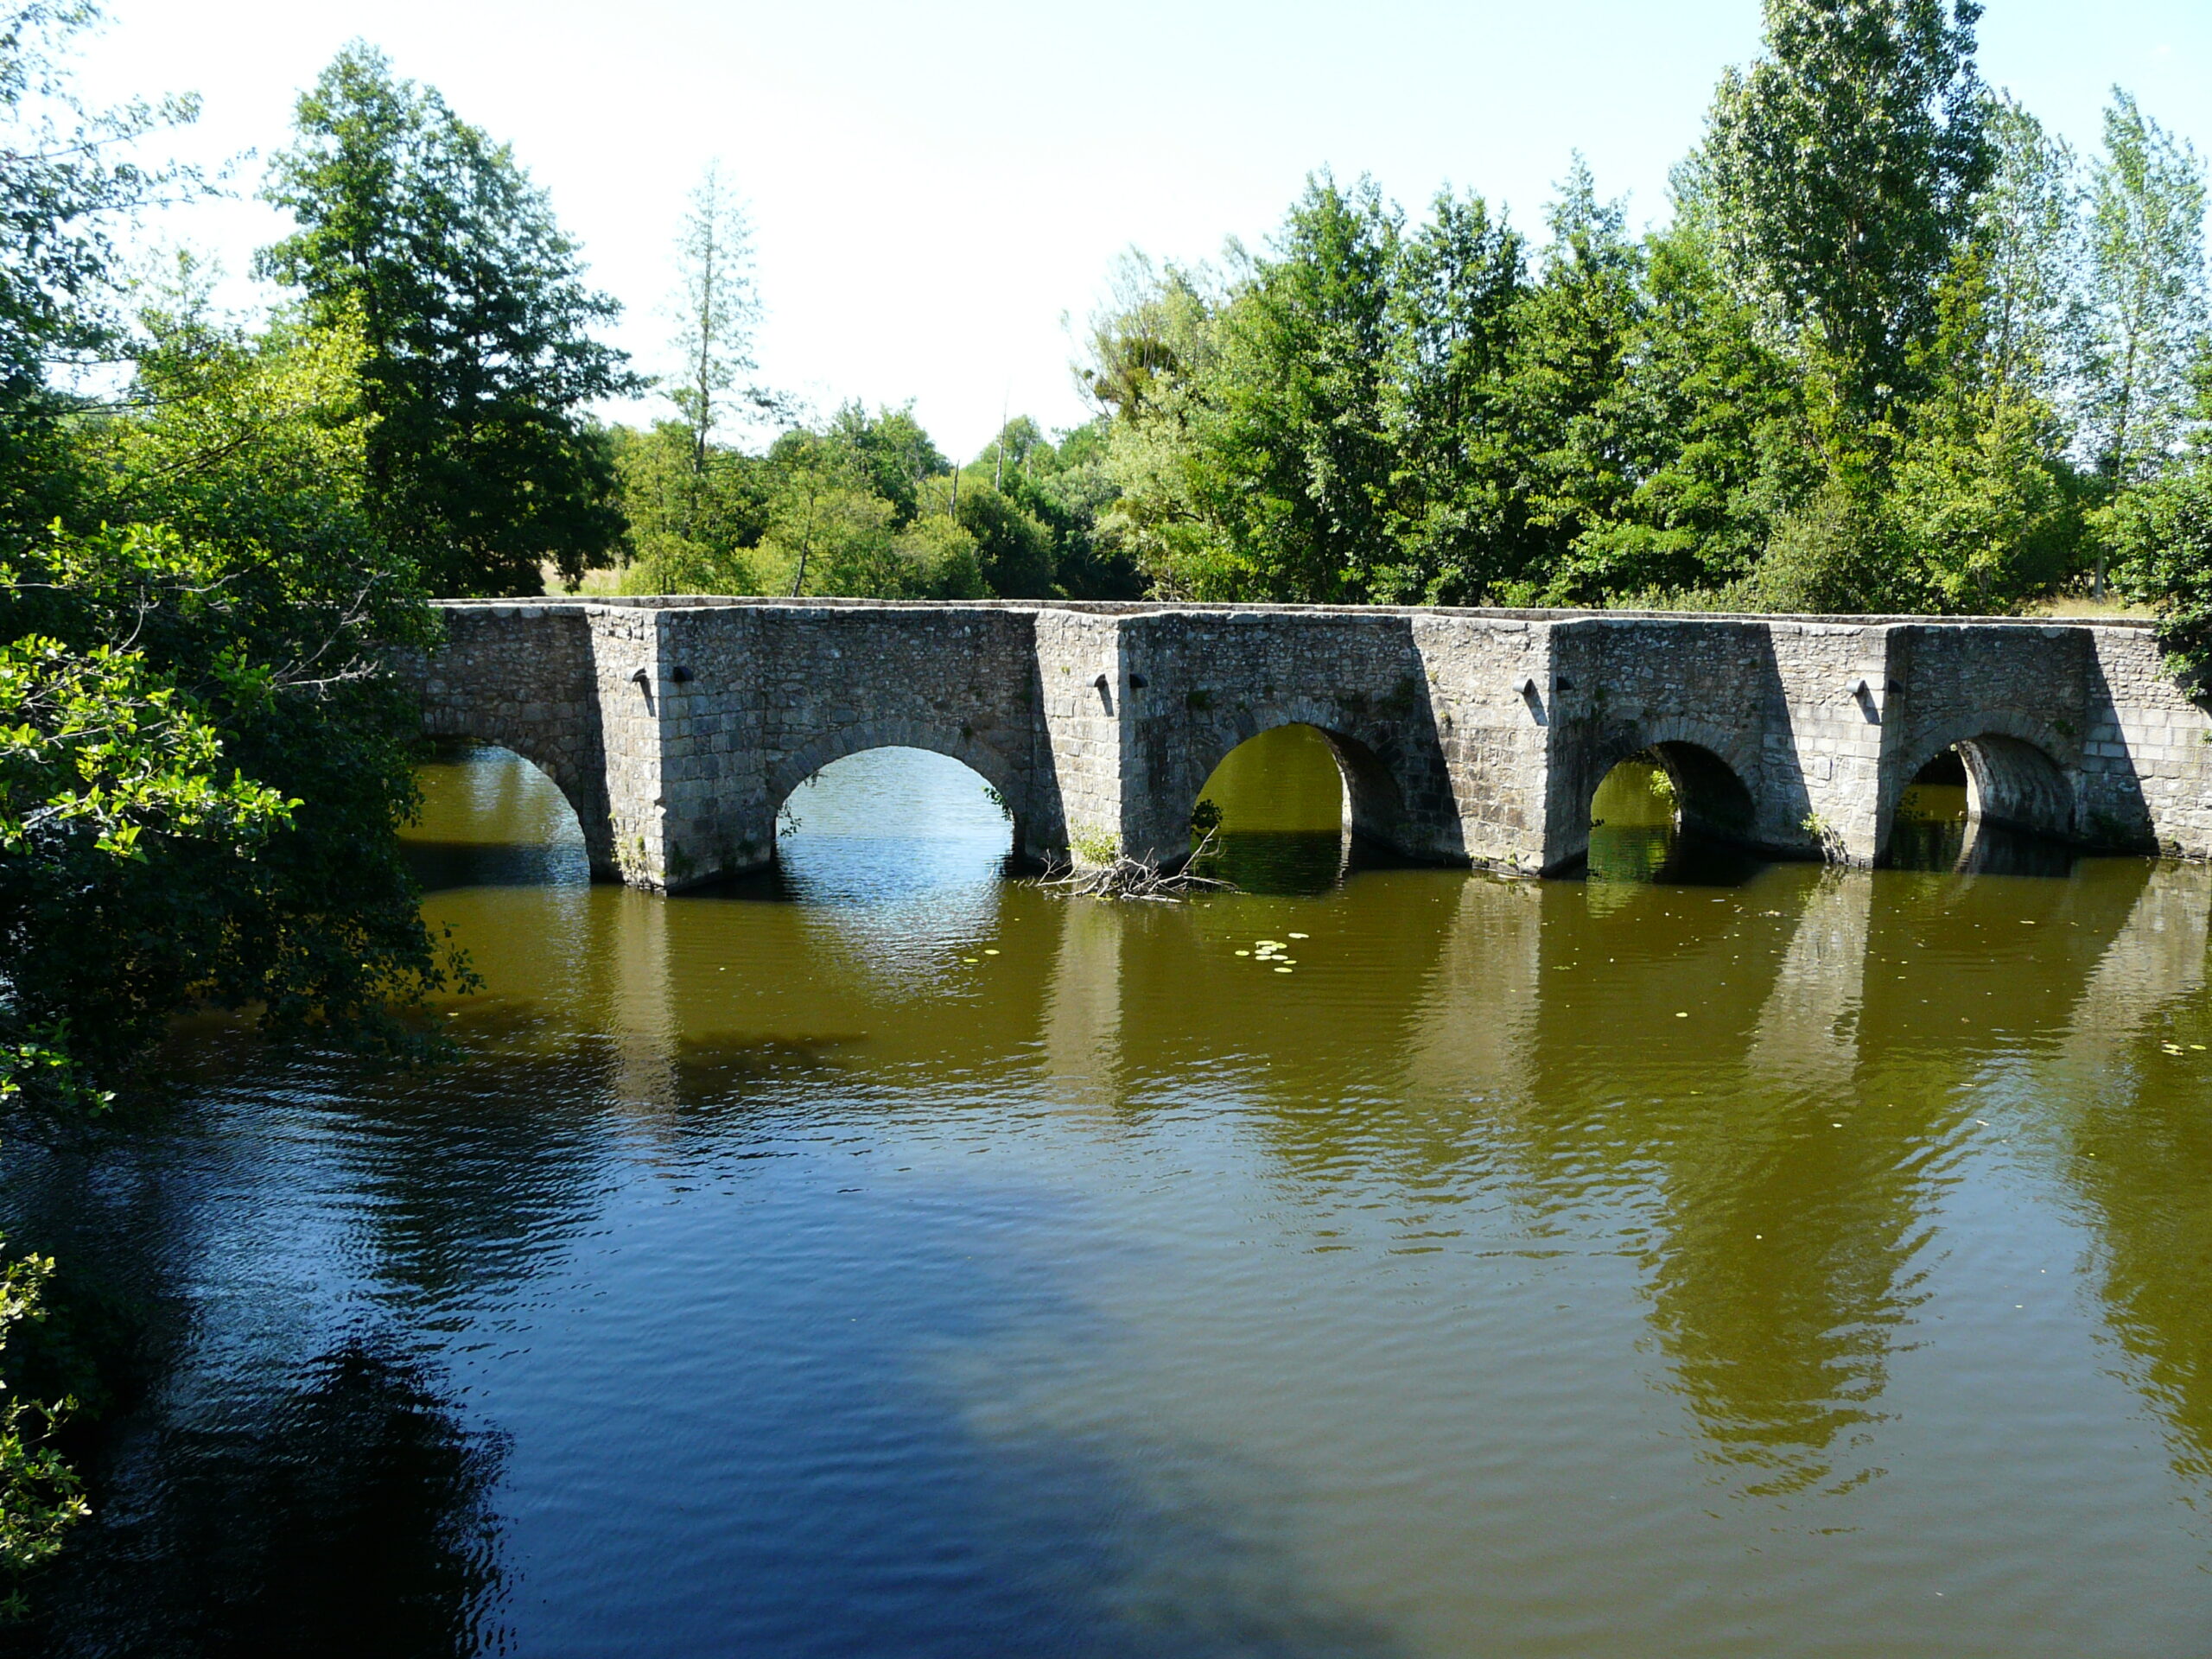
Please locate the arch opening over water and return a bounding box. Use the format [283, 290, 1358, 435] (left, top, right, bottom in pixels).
[1586, 743, 1763, 887]
[404, 739, 593, 891]
[1186, 722, 1393, 894]
[1890, 734, 2077, 875]
[773, 746, 1017, 904]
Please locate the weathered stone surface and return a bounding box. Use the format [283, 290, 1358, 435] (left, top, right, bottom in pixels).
[396, 598, 2212, 888]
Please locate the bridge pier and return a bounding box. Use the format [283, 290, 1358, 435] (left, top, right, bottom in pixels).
[400, 600, 2211, 890]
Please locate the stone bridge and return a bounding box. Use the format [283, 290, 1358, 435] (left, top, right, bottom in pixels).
[397, 597, 2212, 888]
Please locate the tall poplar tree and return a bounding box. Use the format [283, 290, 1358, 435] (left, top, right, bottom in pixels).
[2082, 91, 2208, 493]
[260, 44, 639, 596]
[1704, 0, 1993, 435]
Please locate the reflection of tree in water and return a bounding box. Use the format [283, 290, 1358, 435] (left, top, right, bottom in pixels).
[1637, 1108, 1930, 1497]
[1643, 871, 1926, 1497]
[306, 1033, 614, 1312]
[1192, 830, 1351, 897]
[2042, 863, 2212, 1509]
[19, 1336, 508, 1658]
[1539, 871, 1926, 1495]
[2073, 1090, 2212, 1503]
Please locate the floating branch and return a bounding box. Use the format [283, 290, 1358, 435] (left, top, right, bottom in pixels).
[1036, 831, 1238, 902]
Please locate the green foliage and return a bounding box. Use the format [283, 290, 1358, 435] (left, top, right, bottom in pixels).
[0, 1241, 85, 1613]
[1702, 0, 1993, 432]
[1375, 188, 1529, 602]
[607, 403, 1134, 604]
[1504, 162, 1649, 601]
[823, 403, 947, 528]
[1560, 216, 1804, 601]
[1092, 169, 1811, 608]
[2108, 392, 2212, 687]
[1008, 419, 1143, 600]
[1204, 175, 1400, 601]
[957, 482, 1053, 597]
[743, 429, 981, 599]
[1752, 476, 1912, 613]
[260, 43, 638, 596]
[2082, 91, 2208, 492]
[2, 513, 464, 1088]
[1084, 3, 2212, 618]
[1891, 250, 2082, 609]
[612, 421, 769, 594]
[2, 301, 467, 1103]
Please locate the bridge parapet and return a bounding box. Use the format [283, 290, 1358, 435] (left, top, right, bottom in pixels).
[396, 599, 2210, 888]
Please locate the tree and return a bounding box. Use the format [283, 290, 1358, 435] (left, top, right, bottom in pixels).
[3, 308, 466, 1090]
[956, 483, 1054, 596]
[664, 159, 769, 477]
[1096, 176, 1402, 602]
[751, 427, 980, 599]
[2082, 92, 2208, 498]
[259, 44, 639, 596]
[2110, 365, 2212, 684]
[1088, 253, 1236, 596]
[1891, 249, 2080, 609]
[1503, 159, 1649, 601]
[1562, 207, 1805, 603]
[0, 1242, 82, 1615]
[1001, 419, 1142, 601]
[1208, 175, 1400, 601]
[1377, 188, 1528, 602]
[1704, 0, 1993, 435]
[1978, 98, 2084, 417]
[823, 402, 947, 527]
[0, 1, 201, 541]
[611, 420, 769, 594]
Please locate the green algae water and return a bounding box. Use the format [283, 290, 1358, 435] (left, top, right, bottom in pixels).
[13, 729, 2212, 1657]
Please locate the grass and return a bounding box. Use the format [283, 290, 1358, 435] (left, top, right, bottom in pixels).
[2026, 592, 2156, 620]
[541, 563, 627, 596]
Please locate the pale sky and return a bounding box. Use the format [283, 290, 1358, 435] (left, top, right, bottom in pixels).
[72, 0, 2212, 461]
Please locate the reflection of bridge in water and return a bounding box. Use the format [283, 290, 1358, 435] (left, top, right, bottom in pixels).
[402, 598, 2212, 890]
[546, 808, 2212, 1504]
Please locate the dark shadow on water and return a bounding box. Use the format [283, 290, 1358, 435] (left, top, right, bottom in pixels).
[1584, 824, 1768, 888]
[1193, 830, 1347, 896]
[1887, 820, 2080, 879]
[1187, 830, 1433, 897]
[0, 1038, 1408, 1659]
[403, 838, 591, 893]
[13, 1337, 509, 1659]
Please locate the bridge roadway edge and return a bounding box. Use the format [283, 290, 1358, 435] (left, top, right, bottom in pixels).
[396, 599, 2212, 890]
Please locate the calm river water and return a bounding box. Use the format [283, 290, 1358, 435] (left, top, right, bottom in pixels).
[11, 731, 2212, 1656]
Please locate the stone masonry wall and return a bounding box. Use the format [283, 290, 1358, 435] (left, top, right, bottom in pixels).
[397, 600, 2212, 889]
[403, 605, 618, 874]
[1116, 609, 1457, 865]
[2089, 627, 2212, 855]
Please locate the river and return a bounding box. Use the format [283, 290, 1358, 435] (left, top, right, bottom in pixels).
[10, 731, 2212, 1656]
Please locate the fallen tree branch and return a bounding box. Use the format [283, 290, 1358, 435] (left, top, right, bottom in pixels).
[1035, 830, 1238, 901]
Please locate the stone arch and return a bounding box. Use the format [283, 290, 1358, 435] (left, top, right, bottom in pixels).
[417, 727, 613, 877]
[1589, 717, 1763, 843]
[1186, 701, 1408, 849]
[1898, 715, 2076, 842]
[767, 718, 1027, 841]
